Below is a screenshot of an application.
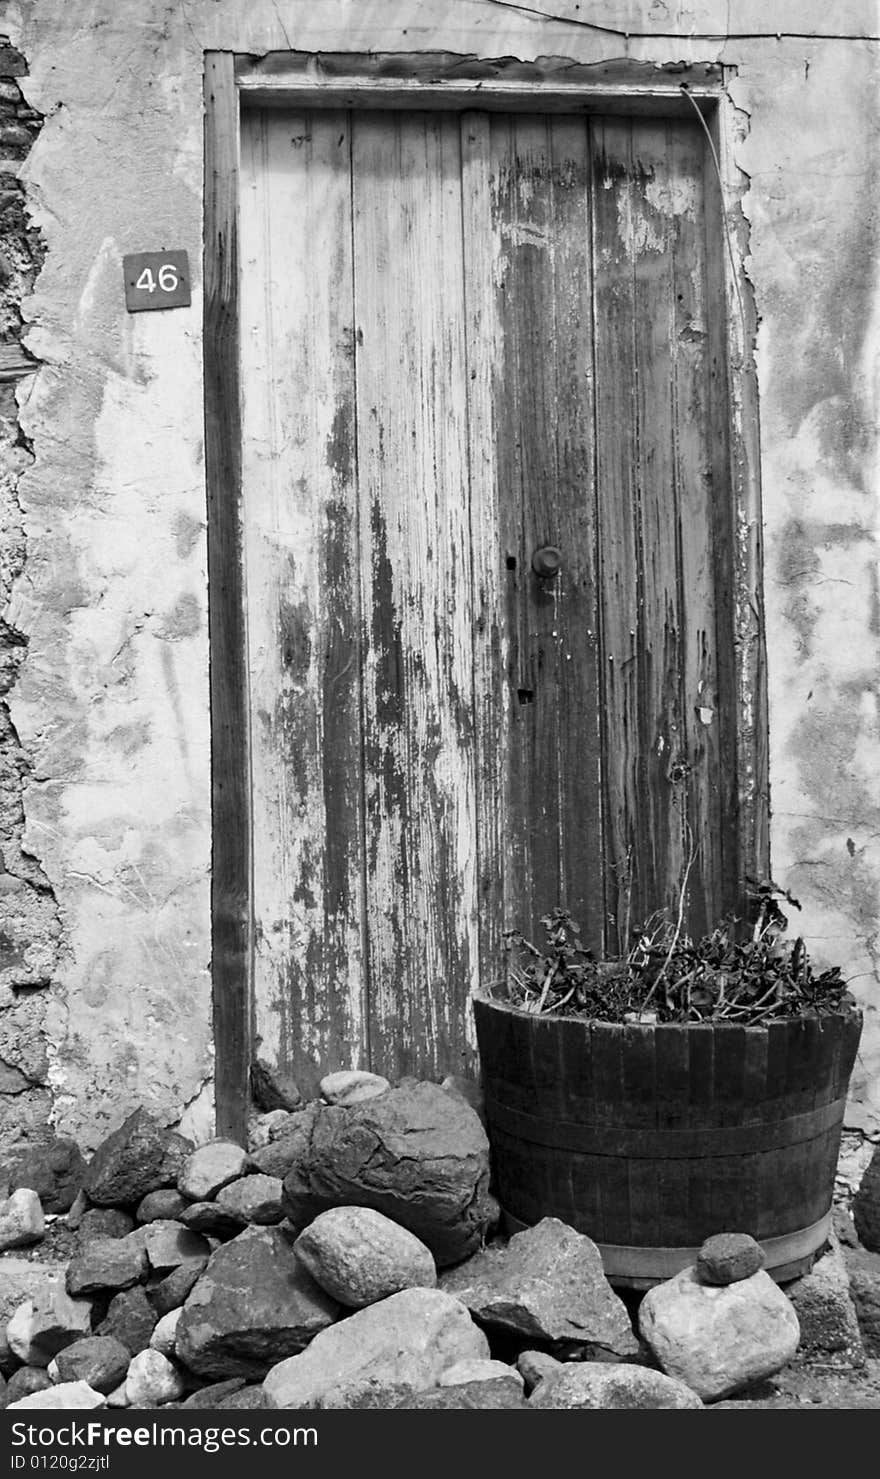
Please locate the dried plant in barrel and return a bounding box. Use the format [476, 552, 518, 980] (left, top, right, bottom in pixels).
[473, 883, 862, 1287]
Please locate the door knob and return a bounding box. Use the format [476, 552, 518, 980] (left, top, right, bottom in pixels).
[532, 545, 562, 579]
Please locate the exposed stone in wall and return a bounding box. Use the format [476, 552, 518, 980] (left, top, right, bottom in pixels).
[0, 34, 60, 1145]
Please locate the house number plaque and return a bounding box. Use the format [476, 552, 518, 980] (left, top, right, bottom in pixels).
[123, 251, 191, 312]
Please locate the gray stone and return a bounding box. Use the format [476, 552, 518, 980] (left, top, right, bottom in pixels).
[125, 1349, 186, 1407]
[263, 1287, 490, 1409]
[215, 1175, 284, 1225]
[293, 1206, 437, 1308]
[853, 1145, 880, 1253]
[157, 1134, 196, 1191]
[319, 1070, 390, 1105]
[248, 1111, 293, 1152]
[136, 1190, 189, 1224]
[516, 1349, 565, 1394]
[146, 1262, 204, 1318]
[529, 1362, 703, 1409]
[785, 1239, 865, 1366]
[178, 1141, 250, 1202]
[0, 1261, 68, 1374]
[178, 1201, 246, 1238]
[7, 1380, 105, 1410]
[280, 1080, 496, 1267]
[832, 1205, 860, 1249]
[138, 1219, 211, 1272]
[66, 1236, 148, 1295]
[65, 1191, 89, 1231]
[174, 1225, 340, 1380]
[440, 1217, 639, 1359]
[7, 1283, 92, 1365]
[394, 1380, 528, 1410]
[77, 1208, 135, 1243]
[696, 1232, 765, 1286]
[250, 1058, 302, 1113]
[50, 1337, 131, 1395]
[0, 1187, 44, 1250]
[638, 1266, 800, 1402]
[0, 1138, 86, 1213]
[6, 1367, 53, 1404]
[95, 1287, 158, 1356]
[223, 1385, 269, 1409]
[845, 1246, 880, 1356]
[247, 1106, 320, 1181]
[439, 1358, 524, 1394]
[84, 1109, 187, 1209]
[179, 1377, 247, 1408]
[149, 1308, 182, 1357]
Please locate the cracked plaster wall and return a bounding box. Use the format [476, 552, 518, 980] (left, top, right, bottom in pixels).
[0, 0, 877, 1148]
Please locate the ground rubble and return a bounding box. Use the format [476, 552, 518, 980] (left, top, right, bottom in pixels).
[2, 1067, 880, 1411]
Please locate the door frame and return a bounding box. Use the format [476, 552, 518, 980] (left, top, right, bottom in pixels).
[203, 50, 768, 1140]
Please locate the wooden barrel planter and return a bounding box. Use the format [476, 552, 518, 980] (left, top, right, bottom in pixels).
[472, 994, 863, 1288]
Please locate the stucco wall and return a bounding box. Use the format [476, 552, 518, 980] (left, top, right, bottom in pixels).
[0, 0, 877, 1148]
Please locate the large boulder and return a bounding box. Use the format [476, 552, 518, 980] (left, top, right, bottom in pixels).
[263, 1287, 490, 1409]
[84, 1110, 192, 1209]
[280, 1080, 496, 1267]
[174, 1225, 340, 1380]
[440, 1217, 639, 1359]
[293, 1206, 437, 1308]
[0, 1137, 86, 1213]
[638, 1266, 800, 1402]
[528, 1362, 703, 1410]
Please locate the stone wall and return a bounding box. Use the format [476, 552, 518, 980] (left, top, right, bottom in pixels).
[0, 31, 60, 1146]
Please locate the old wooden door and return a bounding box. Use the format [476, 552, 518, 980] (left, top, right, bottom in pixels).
[238, 106, 735, 1094]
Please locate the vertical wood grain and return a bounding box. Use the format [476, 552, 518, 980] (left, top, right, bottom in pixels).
[352, 110, 479, 1078]
[476, 113, 603, 953]
[239, 108, 366, 1095]
[591, 115, 728, 947]
[204, 54, 249, 1141]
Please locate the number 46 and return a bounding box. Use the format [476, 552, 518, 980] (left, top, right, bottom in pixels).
[136, 263, 179, 293]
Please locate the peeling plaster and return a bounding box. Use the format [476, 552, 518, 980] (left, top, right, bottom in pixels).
[1, 0, 878, 1142]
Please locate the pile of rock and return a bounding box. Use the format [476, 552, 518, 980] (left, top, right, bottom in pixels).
[1, 1070, 879, 1411]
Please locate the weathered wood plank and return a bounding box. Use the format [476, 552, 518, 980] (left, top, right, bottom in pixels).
[667, 120, 724, 935]
[204, 53, 250, 1142]
[486, 113, 604, 951]
[352, 109, 479, 1079]
[591, 117, 642, 948]
[591, 115, 726, 943]
[460, 110, 507, 1003]
[239, 107, 366, 1095]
